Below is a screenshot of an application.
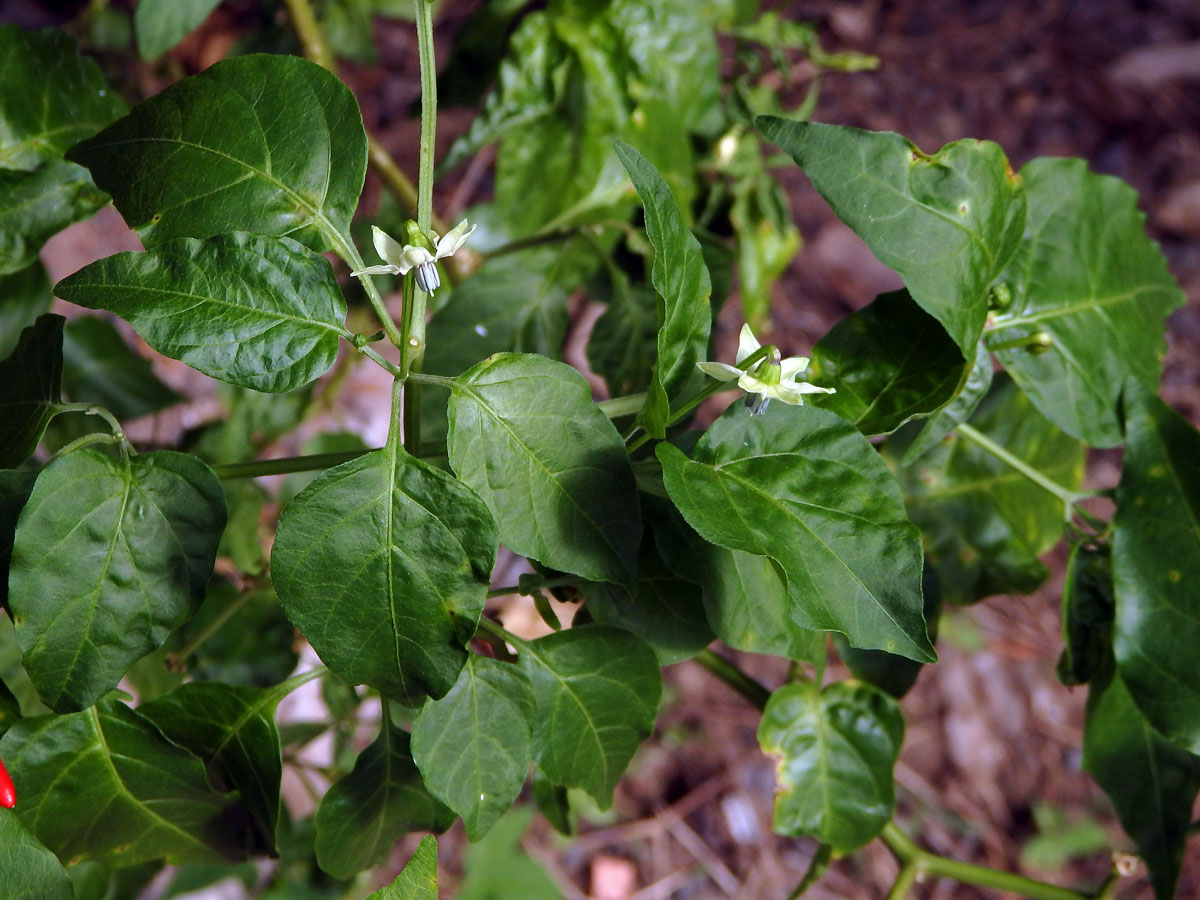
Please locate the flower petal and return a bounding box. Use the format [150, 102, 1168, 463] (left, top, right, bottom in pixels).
[350, 264, 400, 277]
[779, 355, 811, 381]
[734, 323, 762, 364]
[435, 219, 476, 258]
[372, 226, 408, 268]
[697, 362, 744, 382]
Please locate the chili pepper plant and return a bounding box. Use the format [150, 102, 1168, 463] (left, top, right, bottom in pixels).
[0, 2, 1196, 899]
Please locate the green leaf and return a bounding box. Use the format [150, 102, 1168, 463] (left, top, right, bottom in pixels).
[0, 700, 249, 865]
[0, 313, 62, 468]
[585, 526, 714, 665]
[186, 382, 312, 467]
[447, 353, 641, 588]
[368, 835, 438, 900]
[0, 469, 37, 610]
[216, 480, 267, 575]
[756, 118, 1025, 355]
[587, 275, 658, 398]
[658, 402, 934, 662]
[757, 680, 904, 852]
[62, 315, 180, 419]
[0, 26, 126, 171]
[651, 499, 824, 663]
[1056, 543, 1113, 687]
[0, 809, 74, 900]
[1112, 380, 1200, 753]
[519, 625, 661, 806]
[134, 0, 223, 60]
[808, 289, 968, 435]
[0, 263, 52, 359]
[986, 158, 1184, 448]
[887, 377, 1084, 605]
[0, 667, 20, 736]
[0, 160, 108, 275]
[140, 681, 286, 853]
[67, 54, 365, 252]
[273, 448, 496, 705]
[456, 807, 559, 900]
[56, 233, 347, 393]
[614, 140, 712, 438]
[10, 449, 225, 712]
[411, 655, 534, 840]
[902, 339, 993, 464]
[1083, 669, 1200, 900]
[183, 580, 299, 688]
[314, 722, 453, 879]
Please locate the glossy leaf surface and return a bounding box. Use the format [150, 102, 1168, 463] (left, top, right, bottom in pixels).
[889, 378, 1084, 604]
[1056, 543, 1113, 688]
[987, 159, 1183, 447]
[411, 655, 534, 840]
[314, 722, 453, 879]
[0, 160, 107, 275]
[134, 0, 223, 60]
[10, 450, 225, 711]
[140, 681, 285, 852]
[0, 808, 74, 899]
[808, 289, 967, 435]
[56, 233, 347, 393]
[1112, 381, 1200, 752]
[0, 469, 37, 609]
[902, 340, 994, 463]
[273, 449, 496, 705]
[520, 626, 661, 806]
[0, 700, 247, 865]
[757, 118, 1025, 354]
[758, 680, 904, 851]
[614, 141, 711, 438]
[62, 316, 180, 419]
[0, 26, 125, 171]
[658, 403, 934, 661]
[369, 835, 438, 900]
[447, 353, 640, 588]
[0, 262, 52, 359]
[1083, 670, 1200, 900]
[68, 54, 365, 251]
[0, 313, 62, 468]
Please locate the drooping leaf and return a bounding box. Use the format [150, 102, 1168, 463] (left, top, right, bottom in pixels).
[756, 118, 1025, 355]
[658, 402, 934, 661]
[273, 448, 496, 706]
[887, 377, 1084, 605]
[1056, 543, 1113, 687]
[0, 469, 37, 610]
[68, 54, 365, 252]
[140, 681, 286, 853]
[0, 160, 108, 275]
[447, 353, 641, 589]
[134, 0, 223, 60]
[368, 835, 439, 900]
[0, 700, 249, 865]
[0, 809, 74, 900]
[0, 262, 52, 359]
[519, 625, 661, 806]
[1083, 669, 1200, 900]
[56, 233, 347, 393]
[808, 289, 968, 435]
[902, 339, 994, 464]
[0, 26, 126, 172]
[758, 680, 904, 852]
[986, 159, 1184, 447]
[614, 141, 712, 438]
[411, 655, 534, 840]
[1112, 380, 1200, 753]
[651, 499, 825, 663]
[585, 525, 714, 665]
[314, 722, 453, 879]
[61, 315, 180, 419]
[0, 313, 62, 468]
[10, 449, 225, 712]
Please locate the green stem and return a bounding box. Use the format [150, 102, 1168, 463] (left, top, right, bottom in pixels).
[880, 823, 1098, 900]
[788, 844, 832, 900]
[353, 340, 404, 378]
[387, 377, 404, 455]
[54, 402, 124, 437]
[475, 615, 528, 648]
[955, 422, 1081, 511]
[486, 575, 579, 599]
[47, 431, 125, 461]
[280, 0, 333, 69]
[884, 861, 920, 900]
[408, 371, 457, 389]
[213, 449, 373, 480]
[693, 649, 771, 709]
[597, 393, 647, 418]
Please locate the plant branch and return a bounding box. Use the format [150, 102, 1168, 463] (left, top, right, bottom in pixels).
[475, 615, 528, 648]
[693, 649, 772, 709]
[168, 588, 254, 667]
[213, 449, 373, 480]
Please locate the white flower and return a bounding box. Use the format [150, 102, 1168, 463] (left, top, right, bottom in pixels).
[697, 324, 834, 413]
[351, 219, 475, 294]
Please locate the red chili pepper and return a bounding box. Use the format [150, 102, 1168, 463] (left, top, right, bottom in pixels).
[0, 755, 15, 808]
